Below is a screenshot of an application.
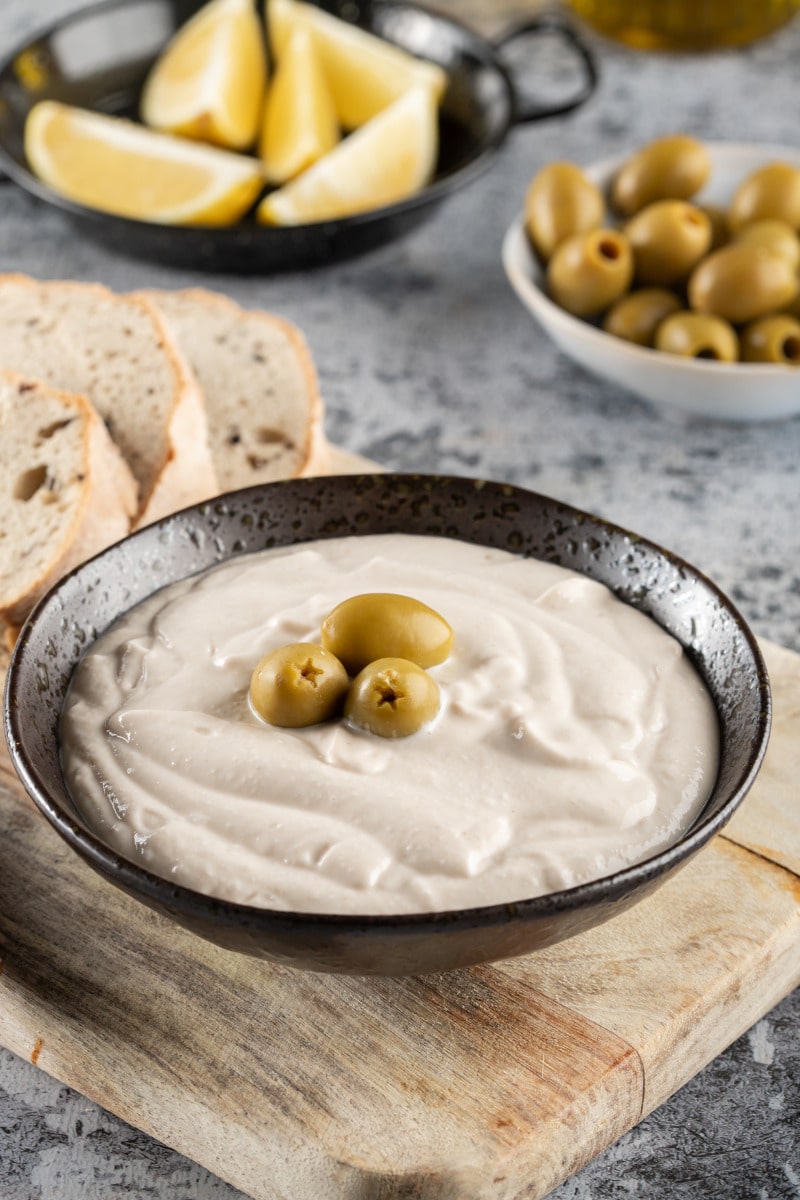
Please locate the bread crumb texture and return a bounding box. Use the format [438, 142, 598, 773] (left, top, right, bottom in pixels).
[0, 275, 206, 508]
[0, 371, 137, 627]
[143, 288, 324, 489]
[0, 276, 328, 634]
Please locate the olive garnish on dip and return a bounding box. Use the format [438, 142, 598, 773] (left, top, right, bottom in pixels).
[345, 657, 441, 738]
[249, 643, 349, 727]
[321, 592, 453, 674]
[250, 593, 452, 737]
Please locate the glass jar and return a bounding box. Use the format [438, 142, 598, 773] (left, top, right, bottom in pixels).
[565, 0, 800, 50]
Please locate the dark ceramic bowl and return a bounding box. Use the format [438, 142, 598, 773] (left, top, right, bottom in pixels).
[4, 475, 771, 975]
[0, 0, 596, 272]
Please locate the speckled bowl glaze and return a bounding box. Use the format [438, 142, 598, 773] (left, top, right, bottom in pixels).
[4, 475, 771, 976]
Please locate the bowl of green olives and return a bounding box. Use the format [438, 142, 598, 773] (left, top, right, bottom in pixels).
[503, 138, 800, 422]
[4, 474, 770, 975]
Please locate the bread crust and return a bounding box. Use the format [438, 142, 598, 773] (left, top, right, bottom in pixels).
[139, 287, 325, 487]
[0, 371, 138, 631]
[0, 279, 338, 644]
[0, 275, 218, 528]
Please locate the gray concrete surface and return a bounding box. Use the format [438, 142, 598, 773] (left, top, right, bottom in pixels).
[0, 1, 798, 1197]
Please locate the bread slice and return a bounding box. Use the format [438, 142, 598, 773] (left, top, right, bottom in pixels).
[0, 371, 138, 633]
[0, 275, 217, 527]
[139, 288, 325, 491]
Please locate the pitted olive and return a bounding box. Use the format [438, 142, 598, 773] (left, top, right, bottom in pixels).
[345, 658, 441, 738]
[688, 243, 798, 324]
[603, 287, 682, 346]
[611, 134, 710, 217]
[655, 312, 739, 361]
[524, 161, 604, 262]
[729, 162, 800, 231]
[624, 200, 711, 285]
[547, 228, 634, 317]
[731, 219, 800, 271]
[740, 314, 800, 365]
[321, 593, 453, 675]
[250, 643, 349, 728]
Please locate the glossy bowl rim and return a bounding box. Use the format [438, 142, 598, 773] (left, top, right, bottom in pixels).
[502, 141, 800, 419]
[4, 474, 772, 936]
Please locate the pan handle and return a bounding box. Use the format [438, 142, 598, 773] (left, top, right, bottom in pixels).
[493, 14, 598, 124]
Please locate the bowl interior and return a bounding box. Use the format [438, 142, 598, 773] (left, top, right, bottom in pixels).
[502, 142, 800, 422]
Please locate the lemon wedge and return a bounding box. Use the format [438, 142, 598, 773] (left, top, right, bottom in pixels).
[257, 85, 437, 225]
[25, 101, 264, 225]
[267, 0, 446, 129]
[259, 26, 339, 184]
[141, 0, 267, 150]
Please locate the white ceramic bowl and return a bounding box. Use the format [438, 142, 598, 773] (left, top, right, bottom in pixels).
[502, 142, 800, 422]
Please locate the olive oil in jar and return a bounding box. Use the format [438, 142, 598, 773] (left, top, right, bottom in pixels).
[565, 0, 800, 49]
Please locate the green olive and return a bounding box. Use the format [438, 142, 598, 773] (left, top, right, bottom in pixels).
[624, 200, 711, 285]
[250, 643, 349, 728]
[603, 287, 682, 346]
[740, 314, 800, 365]
[688, 244, 799, 324]
[782, 292, 800, 319]
[728, 162, 800, 231]
[321, 593, 453, 675]
[547, 228, 633, 317]
[524, 161, 604, 262]
[699, 204, 730, 250]
[345, 658, 440, 738]
[611, 135, 710, 218]
[655, 312, 739, 362]
[731, 219, 800, 272]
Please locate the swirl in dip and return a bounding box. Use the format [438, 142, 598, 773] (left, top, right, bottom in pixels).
[60, 533, 719, 915]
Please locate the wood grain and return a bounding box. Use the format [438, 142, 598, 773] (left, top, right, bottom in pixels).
[0, 764, 641, 1200]
[499, 644, 800, 1118]
[725, 640, 800, 876]
[0, 635, 798, 1200]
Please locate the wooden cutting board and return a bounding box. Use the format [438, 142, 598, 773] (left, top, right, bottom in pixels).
[0, 463, 798, 1199]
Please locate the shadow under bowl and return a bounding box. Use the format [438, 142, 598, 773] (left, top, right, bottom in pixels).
[4, 474, 771, 975]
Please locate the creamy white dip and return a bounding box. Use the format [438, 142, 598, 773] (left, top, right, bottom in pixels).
[60, 533, 719, 915]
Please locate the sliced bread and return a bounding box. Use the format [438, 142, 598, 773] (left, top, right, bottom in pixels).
[0, 371, 138, 633]
[0, 275, 218, 527]
[139, 288, 326, 491]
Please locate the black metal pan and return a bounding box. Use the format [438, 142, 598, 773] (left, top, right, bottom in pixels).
[0, 0, 597, 273]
